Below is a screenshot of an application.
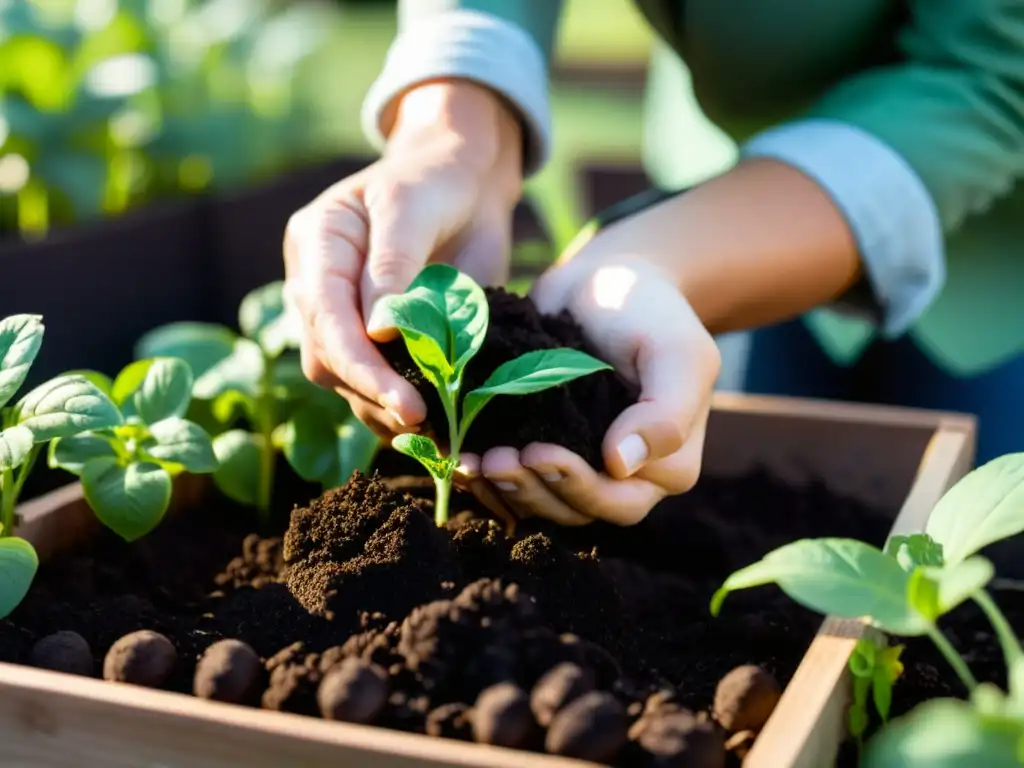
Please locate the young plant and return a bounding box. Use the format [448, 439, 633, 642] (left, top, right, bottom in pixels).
[372, 264, 612, 527]
[135, 281, 378, 520]
[0, 314, 122, 617]
[48, 356, 218, 541]
[848, 636, 905, 751]
[711, 452, 1024, 765]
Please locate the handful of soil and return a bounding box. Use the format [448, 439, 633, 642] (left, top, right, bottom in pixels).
[378, 287, 637, 469]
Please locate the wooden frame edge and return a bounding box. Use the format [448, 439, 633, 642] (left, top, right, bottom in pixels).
[742, 422, 975, 768]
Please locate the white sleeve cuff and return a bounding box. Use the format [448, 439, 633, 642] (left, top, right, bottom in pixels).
[742, 119, 946, 338]
[361, 9, 552, 176]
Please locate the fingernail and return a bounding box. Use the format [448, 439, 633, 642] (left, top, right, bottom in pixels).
[615, 434, 649, 475]
[366, 301, 390, 334]
[456, 463, 477, 478]
[541, 472, 563, 483]
[493, 480, 518, 493]
[386, 408, 407, 427]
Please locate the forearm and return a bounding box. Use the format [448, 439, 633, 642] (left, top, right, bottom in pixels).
[590, 159, 863, 336]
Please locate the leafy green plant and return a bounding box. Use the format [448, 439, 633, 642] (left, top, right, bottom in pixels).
[0, 313, 122, 617]
[48, 356, 218, 541]
[135, 280, 378, 521]
[848, 636, 905, 750]
[372, 264, 612, 527]
[711, 453, 1024, 765]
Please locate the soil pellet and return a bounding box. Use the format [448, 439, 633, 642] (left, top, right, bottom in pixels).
[545, 690, 627, 762]
[29, 630, 94, 677]
[193, 639, 263, 705]
[713, 665, 781, 733]
[637, 710, 726, 768]
[471, 682, 536, 749]
[425, 702, 473, 740]
[103, 630, 176, 688]
[530, 662, 595, 726]
[317, 658, 389, 724]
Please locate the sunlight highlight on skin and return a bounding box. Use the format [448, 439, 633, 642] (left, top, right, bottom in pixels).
[590, 264, 637, 311]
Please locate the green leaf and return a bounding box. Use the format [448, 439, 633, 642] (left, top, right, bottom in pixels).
[81, 458, 172, 542]
[927, 453, 1024, 566]
[849, 675, 871, 740]
[0, 314, 44, 410]
[710, 538, 930, 635]
[48, 434, 117, 476]
[111, 359, 153, 407]
[238, 281, 300, 358]
[193, 338, 264, 400]
[16, 375, 124, 441]
[0, 426, 34, 471]
[134, 357, 193, 424]
[408, 264, 489, 376]
[0, 536, 38, 619]
[370, 264, 488, 383]
[908, 557, 995, 623]
[280, 404, 379, 489]
[392, 433, 454, 481]
[862, 698, 1023, 768]
[884, 533, 945, 570]
[144, 417, 218, 474]
[211, 430, 262, 506]
[134, 322, 237, 379]
[62, 369, 114, 396]
[211, 389, 255, 425]
[461, 348, 612, 434]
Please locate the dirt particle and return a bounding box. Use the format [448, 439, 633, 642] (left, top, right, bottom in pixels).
[471, 682, 536, 749]
[193, 639, 263, 705]
[103, 630, 176, 688]
[545, 690, 627, 762]
[426, 702, 472, 740]
[29, 630, 93, 677]
[724, 729, 757, 760]
[530, 662, 595, 727]
[637, 710, 726, 768]
[712, 665, 781, 733]
[317, 657, 390, 724]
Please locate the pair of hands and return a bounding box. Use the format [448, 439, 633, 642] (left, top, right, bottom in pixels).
[283, 83, 721, 527]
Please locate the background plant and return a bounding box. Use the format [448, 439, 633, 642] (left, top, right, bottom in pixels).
[373, 264, 612, 527]
[0, 0, 335, 236]
[0, 313, 122, 617]
[711, 453, 1024, 765]
[136, 280, 378, 521]
[49, 355, 218, 541]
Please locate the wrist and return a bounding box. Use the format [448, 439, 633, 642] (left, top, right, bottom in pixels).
[384, 79, 523, 187]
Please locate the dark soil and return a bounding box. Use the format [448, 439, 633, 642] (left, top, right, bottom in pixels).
[378, 287, 637, 468]
[2, 288, 1008, 765]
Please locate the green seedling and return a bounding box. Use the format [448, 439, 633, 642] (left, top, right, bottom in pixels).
[0, 313, 122, 617]
[372, 264, 612, 527]
[49, 356, 218, 542]
[136, 281, 378, 520]
[848, 636, 905, 751]
[711, 452, 1024, 765]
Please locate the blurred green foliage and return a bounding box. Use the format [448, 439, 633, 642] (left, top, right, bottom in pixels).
[0, 0, 338, 235]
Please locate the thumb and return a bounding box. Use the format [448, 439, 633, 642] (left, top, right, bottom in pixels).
[602, 336, 715, 480]
[361, 184, 437, 340]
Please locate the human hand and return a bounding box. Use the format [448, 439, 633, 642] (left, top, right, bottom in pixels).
[457, 243, 721, 527]
[283, 81, 523, 442]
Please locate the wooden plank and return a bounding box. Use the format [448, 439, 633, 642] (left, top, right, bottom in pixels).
[2, 394, 976, 767]
[743, 423, 975, 768]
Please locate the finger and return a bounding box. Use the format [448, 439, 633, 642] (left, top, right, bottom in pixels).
[455, 454, 525, 525]
[481, 448, 592, 527]
[361, 182, 437, 335]
[633, 403, 709, 495]
[603, 332, 718, 479]
[520, 443, 663, 526]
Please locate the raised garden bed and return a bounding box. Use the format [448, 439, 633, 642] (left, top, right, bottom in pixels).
[0, 382, 973, 767]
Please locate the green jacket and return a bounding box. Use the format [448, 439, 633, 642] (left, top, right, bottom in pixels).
[364, 0, 1024, 376]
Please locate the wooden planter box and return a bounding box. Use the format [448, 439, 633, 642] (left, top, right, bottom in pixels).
[0, 394, 974, 767]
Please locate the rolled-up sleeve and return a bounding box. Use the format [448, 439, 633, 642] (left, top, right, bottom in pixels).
[742, 0, 1024, 338]
[362, 1, 564, 176]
